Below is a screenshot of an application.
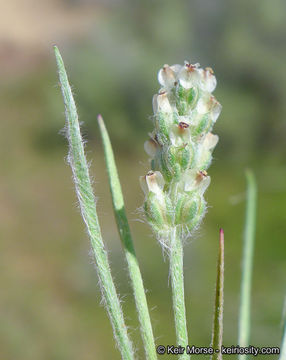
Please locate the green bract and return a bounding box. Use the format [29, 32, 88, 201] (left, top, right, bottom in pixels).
[140, 61, 221, 239]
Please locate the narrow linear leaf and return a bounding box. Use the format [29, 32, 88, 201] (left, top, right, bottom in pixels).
[54, 46, 134, 360]
[238, 170, 257, 358]
[210, 228, 224, 360]
[279, 297, 286, 360]
[97, 115, 157, 360]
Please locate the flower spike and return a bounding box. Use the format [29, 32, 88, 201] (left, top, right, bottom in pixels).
[141, 60, 221, 238]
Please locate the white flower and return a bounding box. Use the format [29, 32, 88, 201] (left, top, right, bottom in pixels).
[178, 62, 201, 89]
[139, 171, 165, 198]
[201, 67, 217, 93]
[152, 91, 172, 114]
[158, 64, 182, 88]
[196, 95, 222, 122]
[210, 97, 222, 122]
[196, 133, 219, 168]
[144, 138, 159, 158]
[183, 169, 211, 195]
[202, 132, 219, 150]
[169, 122, 191, 146]
[197, 96, 211, 114]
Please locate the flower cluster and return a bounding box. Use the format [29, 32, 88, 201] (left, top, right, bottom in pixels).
[140, 62, 221, 241]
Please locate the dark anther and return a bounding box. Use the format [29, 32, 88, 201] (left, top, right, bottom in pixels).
[205, 67, 214, 74]
[186, 63, 196, 72]
[178, 122, 189, 129]
[199, 170, 207, 177]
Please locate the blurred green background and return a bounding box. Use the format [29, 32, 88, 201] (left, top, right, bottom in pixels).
[1, 0, 285, 359]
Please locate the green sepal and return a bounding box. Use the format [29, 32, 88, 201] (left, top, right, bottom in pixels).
[185, 199, 206, 233]
[197, 199, 206, 217]
[191, 114, 210, 137]
[177, 144, 194, 171]
[187, 87, 198, 106]
[176, 85, 188, 116]
[159, 150, 173, 182]
[172, 111, 180, 125]
[175, 196, 185, 225]
[166, 146, 177, 169]
[165, 195, 174, 225]
[144, 192, 165, 228]
[175, 84, 198, 115]
[166, 146, 181, 181]
[155, 112, 170, 144]
[173, 164, 181, 182]
[181, 196, 200, 224]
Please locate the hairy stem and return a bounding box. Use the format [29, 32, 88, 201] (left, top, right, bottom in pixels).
[169, 227, 190, 359]
[54, 46, 134, 360]
[210, 229, 224, 360]
[238, 170, 257, 358]
[98, 115, 157, 360]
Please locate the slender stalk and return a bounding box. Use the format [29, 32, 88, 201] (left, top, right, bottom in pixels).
[210, 229, 224, 360]
[169, 227, 189, 360]
[279, 297, 286, 360]
[238, 170, 257, 358]
[97, 115, 157, 360]
[54, 47, 134, 360]
[280, 329, 286, 360]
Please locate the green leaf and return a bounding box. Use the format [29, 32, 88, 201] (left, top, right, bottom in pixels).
[97, 115, 157, 360]
[238, 169, 257, 359]
[54, 46, 134, 360]
[279, 297, 286, 360]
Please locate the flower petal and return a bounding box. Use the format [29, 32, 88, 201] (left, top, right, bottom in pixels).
[203, 132, 219, 150]
[140, 171, 165, 197]
[201, 67, 217, 92]
[178, 62, 201, 89]
[183, 169, 211, 194]
[144, 138, 158, 158]
[152, 92, 172, 113]
[169, 122, 191, 146]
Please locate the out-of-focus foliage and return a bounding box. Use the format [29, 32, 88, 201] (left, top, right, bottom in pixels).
[0, 0, 285, 359]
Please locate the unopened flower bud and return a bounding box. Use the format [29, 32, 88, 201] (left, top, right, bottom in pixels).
[163, 146, 181, 182]
[144, 192, 166, 232]
[176, 85, 199, 116]
[180, 195, 201, 225]
[141, 172, 172, 233]
[155, 112, 170, 145]
[178, 145, 194, 171]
